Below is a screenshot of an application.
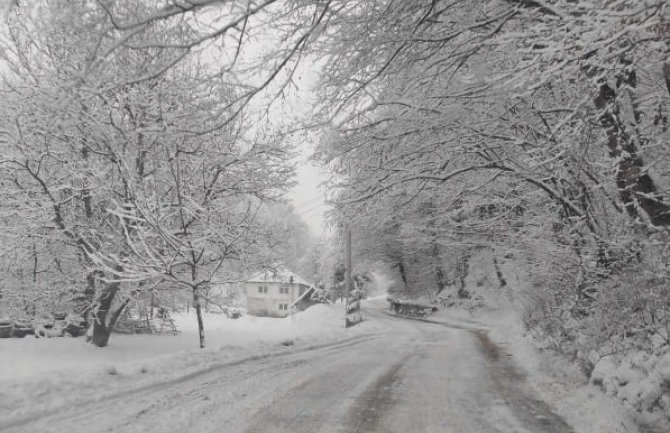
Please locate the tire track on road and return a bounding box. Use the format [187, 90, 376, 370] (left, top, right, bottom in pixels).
[1, 334, 379, 432]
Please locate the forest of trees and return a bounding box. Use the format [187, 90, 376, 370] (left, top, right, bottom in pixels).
[0, 1, 668, 369]
[310, 0, 670, 368]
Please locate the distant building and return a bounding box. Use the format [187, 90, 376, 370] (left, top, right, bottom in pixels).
[245, 266, 315, 317]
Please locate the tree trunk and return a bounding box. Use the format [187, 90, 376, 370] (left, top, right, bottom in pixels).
[431, 243, 446, 295]
[456, 255, 470, 298]
[492, 256, 507, 288]
[87, 267, 128, 348]
[89, 297, 129, 347]
[662, 60, 670, 98]
[193, 288, 205, 349]
[424, 202, 447, 295]
[394, 259, 409, 288]
[594, 80, 670, 227]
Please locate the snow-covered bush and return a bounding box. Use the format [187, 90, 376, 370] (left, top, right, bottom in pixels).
[521, 246, 584, 354]
[583, 270, 670, 359]
[310, 288, 331, 304]
[591, 349, 670, 416]
[522, 244, 670, 418]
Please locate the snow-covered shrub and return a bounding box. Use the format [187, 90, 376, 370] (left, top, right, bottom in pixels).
[521, 246, 584, 355]
[522, 235, 670, 380]
[582, 268, 670, 360]
[310, 288, 331, 304]
[523, 242, 670, 419]
[591, 349, 670, 415]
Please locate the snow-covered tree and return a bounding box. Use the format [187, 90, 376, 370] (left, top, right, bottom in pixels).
[308, 0, 670, 365]
[0, 0, 297, 347]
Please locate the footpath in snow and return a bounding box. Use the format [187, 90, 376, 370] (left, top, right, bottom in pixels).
[0, 303, 382, 423]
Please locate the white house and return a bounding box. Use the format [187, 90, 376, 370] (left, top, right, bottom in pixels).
[245, 266, 314, 317]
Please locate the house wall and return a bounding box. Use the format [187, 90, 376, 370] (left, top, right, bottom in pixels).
[245, 282, 311, 317]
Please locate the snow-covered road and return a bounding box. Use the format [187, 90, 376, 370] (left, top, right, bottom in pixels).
[2, 307, 575, 433]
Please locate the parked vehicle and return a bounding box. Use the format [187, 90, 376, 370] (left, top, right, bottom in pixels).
[0, 319, 12, 338]
[11, 320, 34, 338]
[0, 319, 35, 338]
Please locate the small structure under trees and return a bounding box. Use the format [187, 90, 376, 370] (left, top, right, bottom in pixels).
[114, 306, 179, 336]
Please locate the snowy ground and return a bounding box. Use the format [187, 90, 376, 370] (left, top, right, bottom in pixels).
[3, 299, 583, 433]
[439, 248, 670, 433]
[0, 303, 383, 423]
[2, 295, 661, 433]
[430, 303, 651, 433]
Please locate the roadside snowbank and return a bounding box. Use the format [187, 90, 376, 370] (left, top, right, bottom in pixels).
[431, 305, 644, 433]
[0, 303, 382, 423]
[428, 247, 670, 433]
[591, 349, 670, 418]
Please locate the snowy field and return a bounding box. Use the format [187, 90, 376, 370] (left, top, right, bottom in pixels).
[0, 303, 382, 421]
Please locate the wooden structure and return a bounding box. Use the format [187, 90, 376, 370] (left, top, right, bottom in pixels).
[114, 306, 179, 335]
[388, 298, 438, 318]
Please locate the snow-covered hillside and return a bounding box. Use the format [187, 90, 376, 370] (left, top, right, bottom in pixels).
[436, 248, 670, 433]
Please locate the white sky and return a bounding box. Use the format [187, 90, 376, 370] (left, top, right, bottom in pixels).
[284, 65, 329, 237]
[290, 147, 329, 236]
[248, 69, 330, 237]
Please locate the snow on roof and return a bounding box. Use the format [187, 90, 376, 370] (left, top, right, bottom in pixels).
[246, 266, 313, 287]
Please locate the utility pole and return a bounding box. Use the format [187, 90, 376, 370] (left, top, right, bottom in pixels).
[345, 224, 352, 299]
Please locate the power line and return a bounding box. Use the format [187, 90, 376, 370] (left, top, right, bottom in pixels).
[295, 201, 325, 216]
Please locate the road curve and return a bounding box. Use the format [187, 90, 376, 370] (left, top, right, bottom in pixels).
[3, 307, 574, 433]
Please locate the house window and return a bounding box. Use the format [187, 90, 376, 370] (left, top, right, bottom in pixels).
[258, 285, 268, 294]
[279, 303, 288, 311]
[279, 286, 289, 295]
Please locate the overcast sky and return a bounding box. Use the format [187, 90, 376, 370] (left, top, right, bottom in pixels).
[290, 147, 329, 236]
[284, 65, 329, 237]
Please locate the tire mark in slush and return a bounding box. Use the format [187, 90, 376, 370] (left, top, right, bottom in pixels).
[345, 354, 411, 433]
[1, 334, 378, 432]
[474, 330, 576, 433]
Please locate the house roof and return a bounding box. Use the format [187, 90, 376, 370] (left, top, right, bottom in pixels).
[246, 266, 313, 287]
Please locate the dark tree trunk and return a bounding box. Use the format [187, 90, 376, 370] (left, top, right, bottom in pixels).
[492, 256, 507, 288]
[594, 79, 670, 227]
[87, 267, 128, 348]
[189, 257, 206, 349]
[193, 288, 205, 349]
[422, 201, 447, 295]
[89, 279, 119, 347]
[429, 228, 446, 295]
[663, 60, 670, 98]
[435, 260, 446, 295]
[90, 296, 129, 347]
[456, 255, 470, 298]
[394, 259, 409, 288]
[386, 216, 409, 290]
